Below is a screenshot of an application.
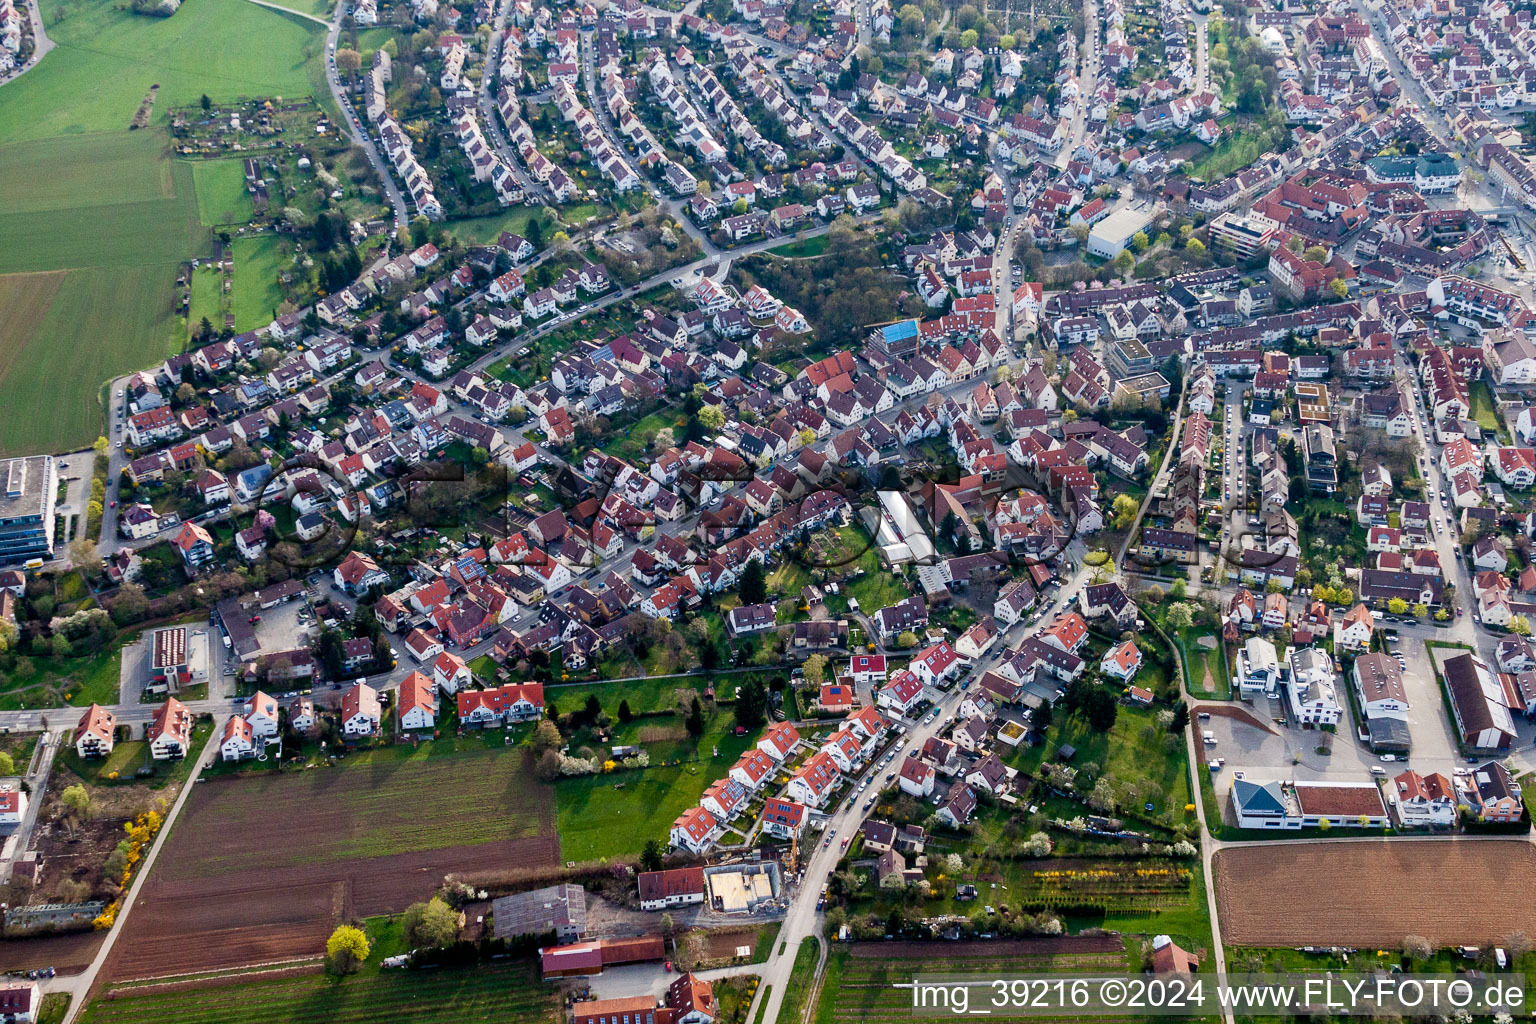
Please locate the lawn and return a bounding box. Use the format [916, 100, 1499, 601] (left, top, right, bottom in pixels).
[273, 0, 334, 16]
[0, 634, 123, 710]
[0, 0, 324, 145]
[768, 235, 829, 258]
[81, 958, 560, 1024]
[232, 235, 288, 331]
[1007, 703, 1195, 827]
[551, 677, 763, 860]
[1184, 125, 1270, 183]
[188, 264, 225, 337]
[36, 995, 69, 1024]
[814, 940, 1143, 1024]
[845, 570, 909, 617]
[777, 937, 820, 1024]
[445, 206, 557, 247]
[600, 408, 683, 462]
[1469, 379, 1509, 442]
[191, 159, 255, 227]
[61, 720, 213, 789]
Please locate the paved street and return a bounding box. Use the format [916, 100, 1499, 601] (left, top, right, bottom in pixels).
[320, 3, 409, 227]
[749, 563, 1095, 1024]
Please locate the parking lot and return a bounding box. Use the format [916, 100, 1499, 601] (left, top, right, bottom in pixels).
[1199, 703, 1405, 810]
[249, 597, 317, 662]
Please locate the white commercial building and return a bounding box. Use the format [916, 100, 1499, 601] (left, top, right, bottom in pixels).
[1087, 207, 1154, 260]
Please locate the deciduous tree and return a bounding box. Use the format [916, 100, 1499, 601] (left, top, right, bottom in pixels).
[327, 925, 371, 973]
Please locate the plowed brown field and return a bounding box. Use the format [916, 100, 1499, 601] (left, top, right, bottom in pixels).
[1216, 840, 1536, 946]
[106, 747, 557, 981]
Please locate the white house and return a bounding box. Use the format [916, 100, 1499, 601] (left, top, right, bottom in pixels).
[877, 669, 925, 716]
[670, 806, 722, 854]
[220, 716, 256, 761]
[897, 754, 936, 797]
[1390, 769, 1457, 828]
[397, 671, 438, 732]
[341, 682, 382, 737]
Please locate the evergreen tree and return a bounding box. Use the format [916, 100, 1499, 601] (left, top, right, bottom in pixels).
[734, 679, 768, 731]
[1169, 702, 1190, 733]
[738, 559, 768, 606]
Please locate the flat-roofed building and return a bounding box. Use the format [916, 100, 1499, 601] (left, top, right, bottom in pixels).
[0, 457, 57, 565]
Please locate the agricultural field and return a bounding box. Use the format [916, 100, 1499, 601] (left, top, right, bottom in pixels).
[82, 958, 560, 1024]
[814, 937, 1144, 1024]
[0, 132, 199, 454]
[1215, 840, 1536, 946]
[231, 235, 289, 331]
[0, 930, 104, 973]
[0, 131, 175, 213]
[0, 0, 326, 455]
[0, 0, 324, 145]
[192, 159, 256, 227]
[105, 745, 558, 979]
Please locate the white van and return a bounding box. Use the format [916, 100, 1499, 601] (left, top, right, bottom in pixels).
[1202, 730, 1216, 745]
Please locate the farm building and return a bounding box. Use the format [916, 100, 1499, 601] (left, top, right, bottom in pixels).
[492, 883, 587, 942]
[539, 935, 665, 978]
[637, 866, 706, 911]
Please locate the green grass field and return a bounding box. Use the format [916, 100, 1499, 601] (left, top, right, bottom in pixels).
[0, 262, 186, 455]
[272, 0, 333, 16]
[1006, 703, 1195, 827]
[232, 235, 288, 331]
[815, 941, 1143, 1024]
[1185, 126, 1271, 184]
[0, 0, 324, 145]
[0, 133, 200, 454]
[778, 938, 820, 1024]
[81, 959, 561, 1024]
[1469, 379, 1510, 442]
[192, 159, 255, 226]
[0, 270, 66, 382]
[550, 676, 762, 860]
[0, 130, 174, 214]
[0, 134, 202, 273]
[188, 264, 225, 337]
[446, 206, 557, 246]
[0, 0, 325, 455]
